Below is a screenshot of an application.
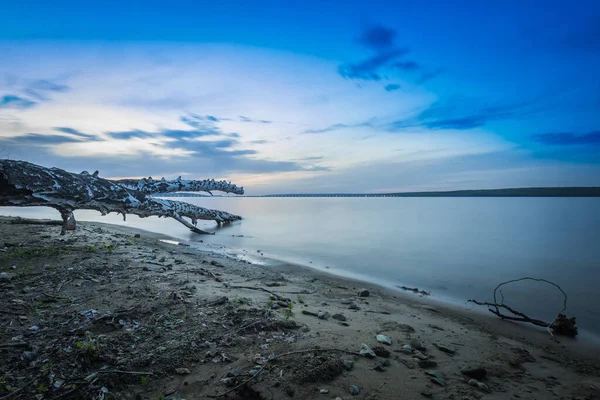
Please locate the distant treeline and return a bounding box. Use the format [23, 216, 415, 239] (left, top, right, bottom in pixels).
[156, 187, 600, 198]
[262, 187, 600, 197]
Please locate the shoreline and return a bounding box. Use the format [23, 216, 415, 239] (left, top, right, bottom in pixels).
[1, 217, 600, 399]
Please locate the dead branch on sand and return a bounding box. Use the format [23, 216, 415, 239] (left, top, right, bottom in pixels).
[468, 277, 577, 338]
[206, 348, 362, 398]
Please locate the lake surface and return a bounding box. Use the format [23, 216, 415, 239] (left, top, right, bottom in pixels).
[3, 197, 600, 337]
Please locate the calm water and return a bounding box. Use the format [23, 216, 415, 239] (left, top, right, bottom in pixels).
[2, 197, 600, 336]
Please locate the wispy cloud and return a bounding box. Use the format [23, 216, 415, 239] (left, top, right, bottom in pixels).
[0, 78, 70, 109]
[384, 83, 401, 92]
[239, 115, 273, 124]
[533, 131, 600, 146]
[24, 79, 69, 101]
[0, 95, 36, 109]
[0, 133, 87, 144]
[416, 67, 444, 84]
[249, 139, 272, 144]
[339, 48, 409, 81]
[390, 98, 541, 131]
[303, 121, 376, 134]
[339, 24, 441, 85]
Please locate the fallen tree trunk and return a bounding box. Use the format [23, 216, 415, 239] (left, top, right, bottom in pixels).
[0, 159, 243, 235]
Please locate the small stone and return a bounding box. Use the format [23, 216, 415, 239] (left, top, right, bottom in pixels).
[433, 343, 456, 355]
[285, 386, 295, 396]
[410, 337, 426, 351]
[425, 370, 444, 380]
[461, 366, 487, 380]
[343, 359, 355, 371]
[134, 233, 141, 238]
[418, 360, 438, 368]
[10, 265, 17, 270]
[413, 350, 428, 360]
[317, 311, 330, 320]
[143, 266, 153, 271]
[421, 391, 433, 398]
[227, 369, 243, 377]
[220, 377, 235, 386]
[28, 325, 40, 331]
[175, 368, 191, 375]
[0, 272, 14, 282]
[319, 388, 329, 394]
[372, 346, 390, 358]
[359, 343, 376, 358]
[431, 377, 446, 387]
[358, 289, 370, 297]
[399, 344, 413, 354]
[376, 334, 392, 345]
[350, 385, 361, 395]
[468, 379, 490, 393]
[332, 313, 347, 321]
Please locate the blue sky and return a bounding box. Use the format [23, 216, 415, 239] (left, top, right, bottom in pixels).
[1, 0, 599, 194]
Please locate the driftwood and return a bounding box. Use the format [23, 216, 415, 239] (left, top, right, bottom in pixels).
[468, 277, 577, 337]
[0, 159, 243, 235]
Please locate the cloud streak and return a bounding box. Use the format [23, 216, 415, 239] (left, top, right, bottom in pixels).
[0, 95, 36, 109]
[533, 131, 600, 146]
[338, 24, 441, 86]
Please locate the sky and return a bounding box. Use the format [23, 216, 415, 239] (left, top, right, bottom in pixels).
[1, 0, 599, 194]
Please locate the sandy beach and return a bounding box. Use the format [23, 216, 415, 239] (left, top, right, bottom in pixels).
[1, 217, 599, 400]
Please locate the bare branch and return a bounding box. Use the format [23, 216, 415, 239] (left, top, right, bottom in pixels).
[114, 176, 244, 195]
[468, 277, 577, 337]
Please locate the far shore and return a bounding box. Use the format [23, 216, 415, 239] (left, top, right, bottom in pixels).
[1, 216, 599, 399]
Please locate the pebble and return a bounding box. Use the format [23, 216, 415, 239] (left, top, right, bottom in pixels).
[433, 343, 456, 355]
[461, 366, 487, 380]
[332, 313, 347, 321]
[175, 368, 191, 375]
[426, 370, 446, 386]
[413, 350, 428, 360]
[28, 325, 40, 331]
[343, 359, 355, 370]
[358, 289, 370, 297]
[376, 334, 392, 345]
[359, 343, 376, 358]
[468, 379, 490, 393]
[317, 311, 330, 320]
[143, 266, 153, 271]
[372, 346, 390, 358]
[134, 234, 141, 238]
[350, 385, 361, 395]
[319, 388, 329, 394]
[227, 369, 243, 377]
[0, 272, 14, 282]
[410, 337, 426, 351]
[399, 344, 413, 354]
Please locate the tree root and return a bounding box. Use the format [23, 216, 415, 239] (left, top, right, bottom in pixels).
[468, 277, 577, 337]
